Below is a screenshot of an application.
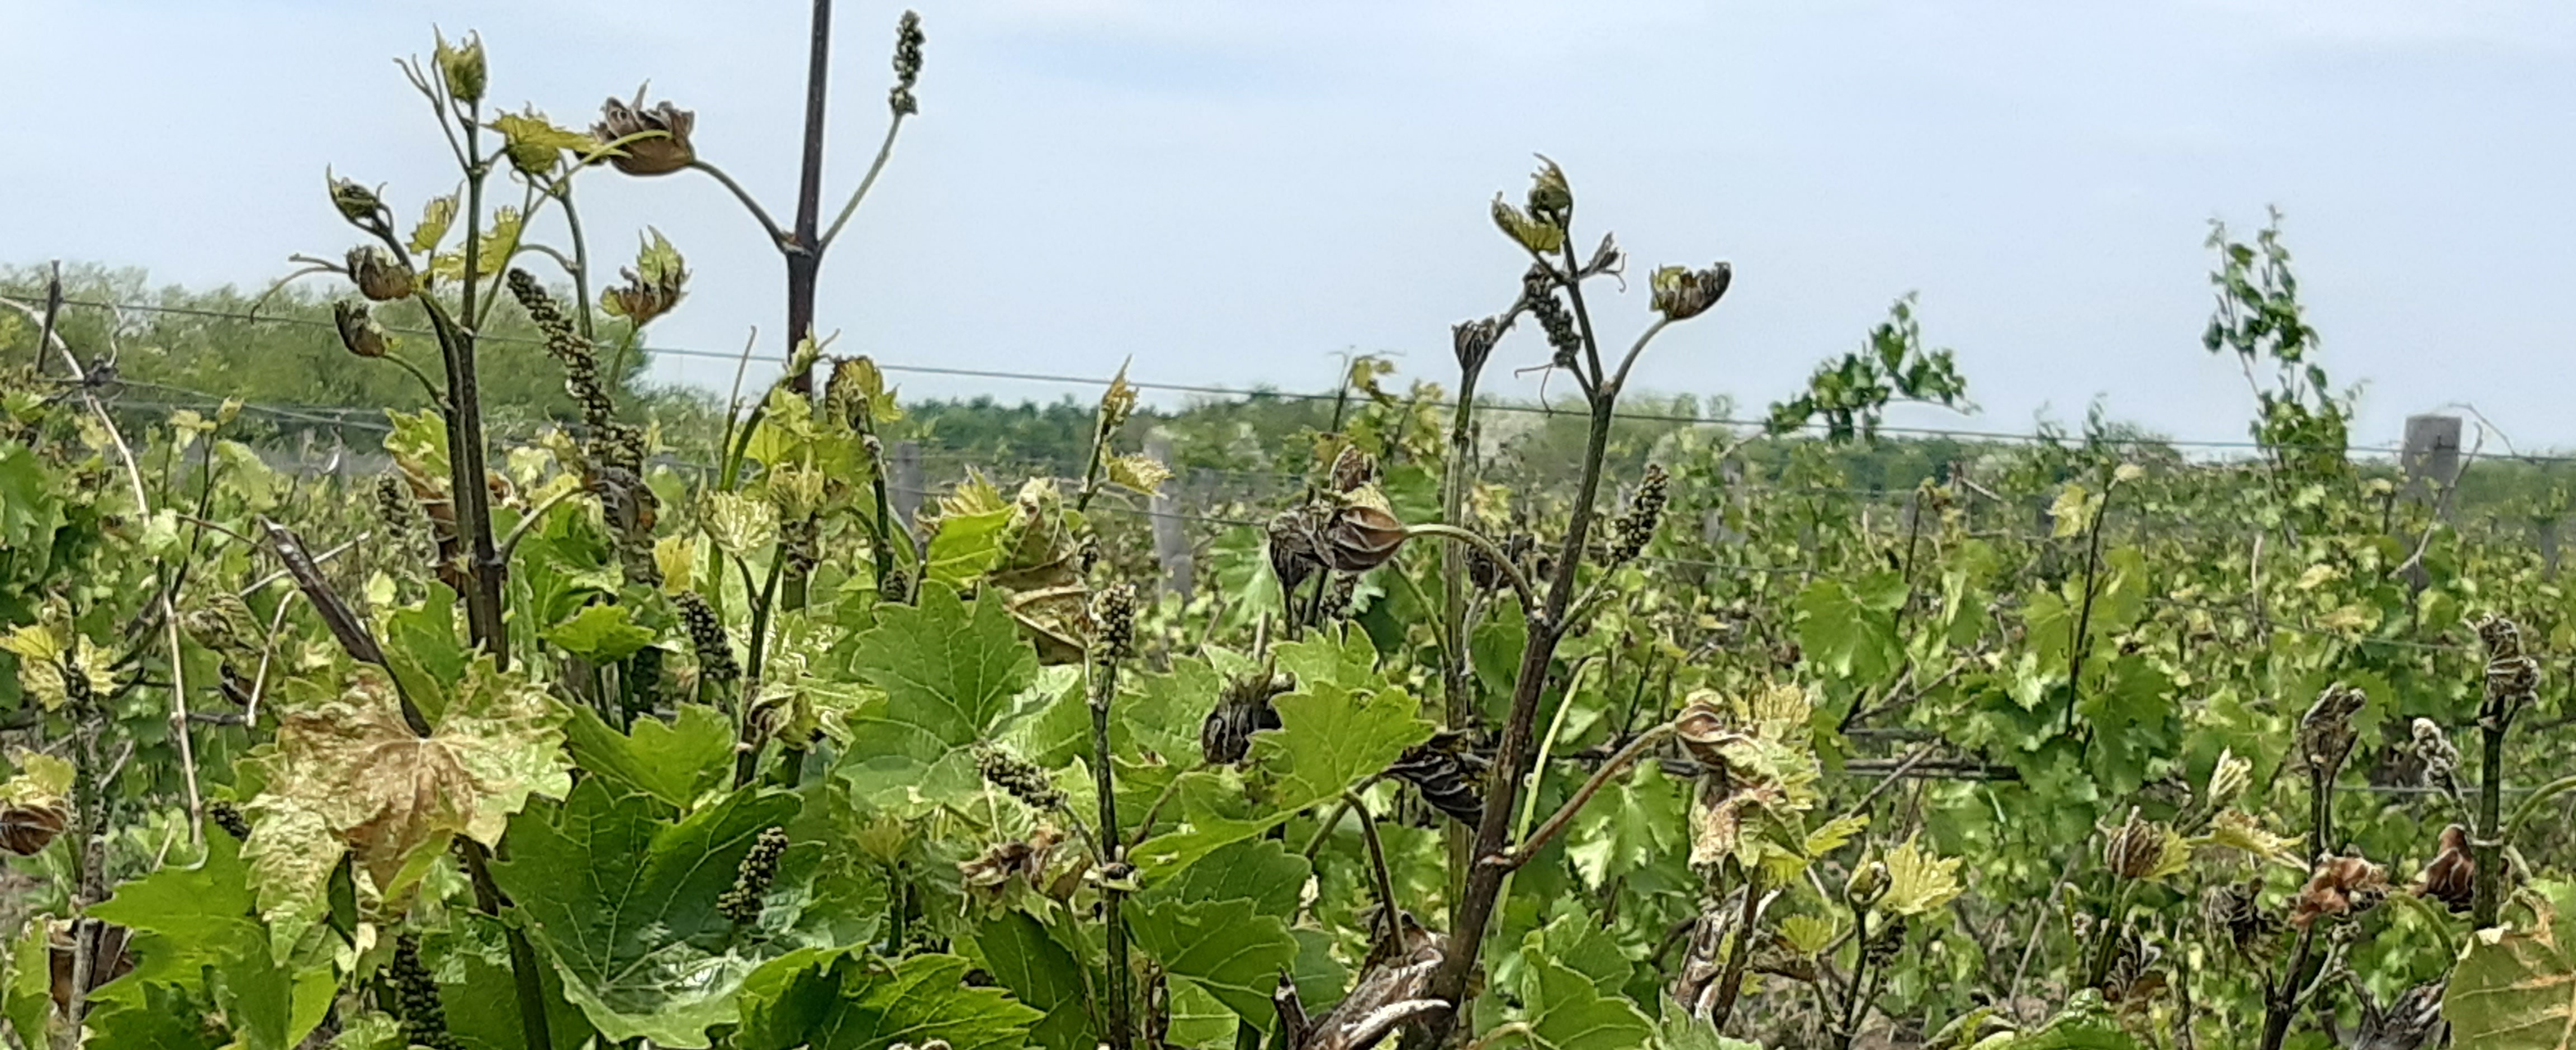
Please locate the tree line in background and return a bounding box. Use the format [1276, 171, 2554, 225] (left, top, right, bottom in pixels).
[7, 262, 2574, 536]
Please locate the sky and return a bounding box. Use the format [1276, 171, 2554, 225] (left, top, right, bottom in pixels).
[6, 1, 2574, 450]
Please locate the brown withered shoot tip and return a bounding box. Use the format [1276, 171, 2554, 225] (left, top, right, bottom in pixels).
[593, 85, 697, 176]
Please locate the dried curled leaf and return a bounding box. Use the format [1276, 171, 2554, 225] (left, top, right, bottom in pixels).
[1677, 686, 1826, 877]
[2414, 824, 2475, 914]
[2290, 852, 2389, 929]
[242, 662, 571, 951]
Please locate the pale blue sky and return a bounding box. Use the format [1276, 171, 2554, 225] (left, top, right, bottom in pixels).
[6, 1, 2573, 448]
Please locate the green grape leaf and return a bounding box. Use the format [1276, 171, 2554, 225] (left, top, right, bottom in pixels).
[380, 583, 467, 724]
[1115, 653, 1218, 766]
[2446, 882, 2576, 1049]
[770, 790, 893, 950]
[1166, 979, 1238, 1049]
[1794, 575, 1903, 682]
[1131, 676, 1433, 878]
[1995, 1015, 2146, 1049]
[1655, 1012, 1764, 1050]
[3, 920, 46, 1050]
[1505, 952, 1655, 1050]
[924, 507, 1014, 588]
[973, 911, 1095, 1050]
[490, 780, 803, 1047]
[1272, 628, 1381, 693]
[1129, 897, 1300, 1031]
[87, 835, 326, 1050]
[561, 704, 735, 812]
[1473, 610, 1531, 701]
[1290, 927, 1349, 1010]
[242, 661, 569, 958]
[84, 985, 229, 1050]
[544, 602, 659, 662]
[1143, 838, 1310, 915]
[1566, 766, 1686, 889]
[839, 586, 1038, 813]
[1522, 913, 1634, 993]
[2079, 656, 2177, 797]
[434, 915, 596, 1050]
[735, 949, 1041, 1050]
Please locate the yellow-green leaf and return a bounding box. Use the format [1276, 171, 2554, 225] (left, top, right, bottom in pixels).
[0, 752, 72, 809]
[1879, 835, 1964, 916]
[702, 491, 779, 555]
[2446, 882, 2576, 1049]
[1105, 453, 1173, 495]
[242, 662, 570, 956]
[654, 534, 697, 595]
[1778, 914, 1837, 956]
[2196, 809, 2303, 868]
[409, 194, 459, 255]
[1803, 814, 1869, 858]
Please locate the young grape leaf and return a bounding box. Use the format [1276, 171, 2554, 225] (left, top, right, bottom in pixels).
[734, 949, 1041, 1050]
[562, 703, 735, 812]
[1879, 834, 1966, 917]
[241, 661, 569, 959]
[0, 622, 116, 711]
[1129, 897, 1300, 1031]
[1105, 454, 1173, 495]
[489, 779, 802, 1048]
